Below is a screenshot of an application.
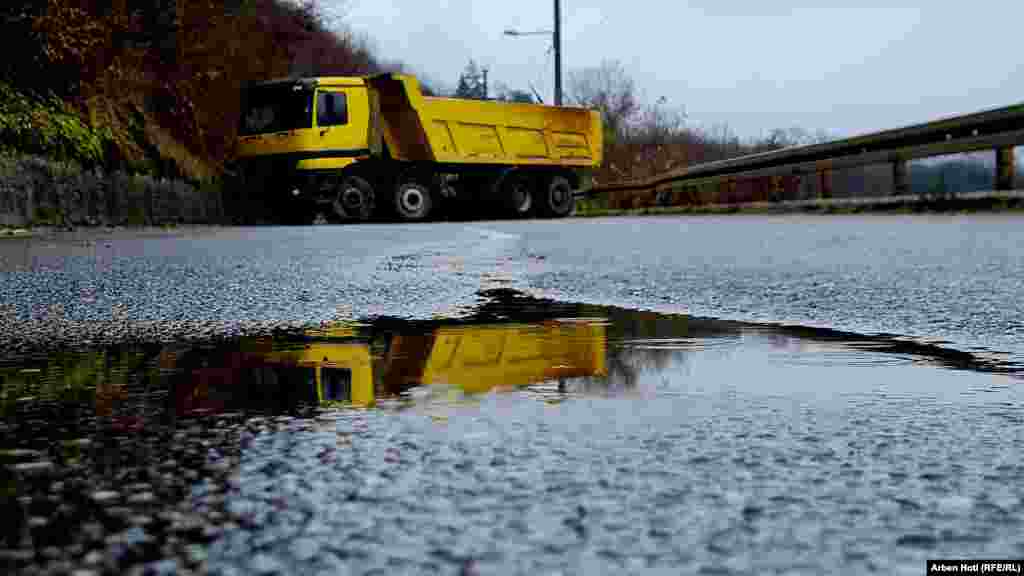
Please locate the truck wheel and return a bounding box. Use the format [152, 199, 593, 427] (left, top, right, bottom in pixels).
[332, 176, 375, 222]
[503, 172, 534, 218]
[539, 175, 574, 217]
[394, 180, 433, 221]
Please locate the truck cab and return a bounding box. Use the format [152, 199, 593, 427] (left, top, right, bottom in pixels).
[234, 77, 379, 221]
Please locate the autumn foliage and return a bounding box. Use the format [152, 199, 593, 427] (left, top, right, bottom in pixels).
[0, 0, 393, 182]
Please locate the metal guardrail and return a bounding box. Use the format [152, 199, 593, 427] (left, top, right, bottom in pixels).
[592, 102, 1024, 197]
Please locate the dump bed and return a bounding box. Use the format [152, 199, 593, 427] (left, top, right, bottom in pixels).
[368, 75, 603, 167]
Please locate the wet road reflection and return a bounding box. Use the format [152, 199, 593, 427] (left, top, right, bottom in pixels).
[168, 315, 607, 416]
[1, 289, 1021, 574]
[6, 289, 1016, 424]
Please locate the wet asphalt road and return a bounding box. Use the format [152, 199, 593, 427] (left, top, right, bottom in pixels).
[1, 215, 1022, 364]
[1, 214, 1023, 575]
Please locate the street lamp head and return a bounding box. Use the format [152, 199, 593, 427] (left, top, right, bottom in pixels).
[504, 28, 552, 37]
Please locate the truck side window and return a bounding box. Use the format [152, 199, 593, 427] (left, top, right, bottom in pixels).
[317, 91, 348, 127]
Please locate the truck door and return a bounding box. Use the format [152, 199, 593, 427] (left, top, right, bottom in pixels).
[314, 88, 370, 155]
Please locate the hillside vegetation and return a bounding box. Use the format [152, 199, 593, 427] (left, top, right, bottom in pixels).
[0, 0, 393, 183]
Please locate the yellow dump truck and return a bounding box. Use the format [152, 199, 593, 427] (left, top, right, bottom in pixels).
[233, 74, 603, 222]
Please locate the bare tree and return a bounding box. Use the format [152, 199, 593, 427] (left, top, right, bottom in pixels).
[564, 59, 835, 192]
[632, 96, 688, 175]
[567, 59, 640, 140]
[757, 126, 833, 150]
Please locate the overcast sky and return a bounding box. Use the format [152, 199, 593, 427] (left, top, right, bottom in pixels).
[342, 1, 1023, 141]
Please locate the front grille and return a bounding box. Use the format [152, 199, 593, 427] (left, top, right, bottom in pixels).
[239, 158, 298, 194]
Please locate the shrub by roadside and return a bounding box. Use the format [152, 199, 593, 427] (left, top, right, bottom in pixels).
[0, 81, 110, 167]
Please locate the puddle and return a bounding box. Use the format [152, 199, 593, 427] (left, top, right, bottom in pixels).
[1, 289, 1021, 573]
[2, 289, 1019, 423]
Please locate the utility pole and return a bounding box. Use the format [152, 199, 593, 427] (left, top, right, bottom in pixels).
[503, 1, 561, 104]
[554, 0, 562, 106]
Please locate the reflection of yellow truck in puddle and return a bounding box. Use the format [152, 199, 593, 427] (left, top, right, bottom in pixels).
[174, 320, 606, 415]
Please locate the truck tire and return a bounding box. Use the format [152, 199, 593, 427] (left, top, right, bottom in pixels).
[538, 175, 574, 217]
[332, 176, 375, 222]
[502, 171, 534, 218]
[393, 180, 433, 221]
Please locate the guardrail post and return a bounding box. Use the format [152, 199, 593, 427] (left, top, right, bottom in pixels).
[27, 183, 36, 225]
[892, 159, 909, 196]
[996, 146, 1016, 190]
[817, 169, 832, 199]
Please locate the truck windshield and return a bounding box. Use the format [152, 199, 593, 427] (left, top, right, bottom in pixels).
[239, 85, 313, 135]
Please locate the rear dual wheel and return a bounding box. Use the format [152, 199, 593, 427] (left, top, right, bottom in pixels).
[499, 171, 574, 219]
[378, 171, 574, 222]
[537, 174, 575, 218]
[502, 172, 535, 218]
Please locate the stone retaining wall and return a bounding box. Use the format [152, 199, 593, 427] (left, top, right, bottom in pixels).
[0, 155, 227, 227]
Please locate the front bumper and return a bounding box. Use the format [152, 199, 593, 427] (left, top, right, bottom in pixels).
[235, 159, 341, 201]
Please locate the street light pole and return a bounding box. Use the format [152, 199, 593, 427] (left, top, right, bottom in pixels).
[504, 0, 562, 105]
[553, 0, 562, 106]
